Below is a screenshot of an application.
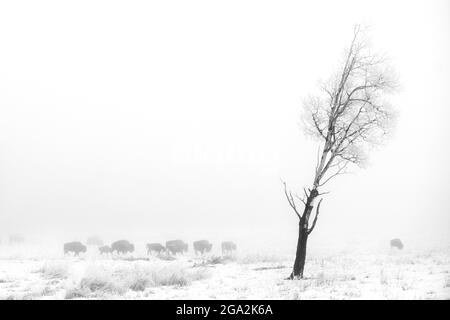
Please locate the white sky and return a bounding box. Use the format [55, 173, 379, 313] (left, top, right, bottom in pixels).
[0, 0, 449, 252]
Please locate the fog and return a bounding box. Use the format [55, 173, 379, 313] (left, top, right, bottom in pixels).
[0, 0, 449, 253]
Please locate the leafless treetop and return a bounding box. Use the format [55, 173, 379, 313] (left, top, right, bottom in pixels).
[303, 25, 398, 189]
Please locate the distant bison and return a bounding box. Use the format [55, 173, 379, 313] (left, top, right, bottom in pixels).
[64, 241, 87, 256]
[390, 238, 404, 250]
[146, 243, 166, 255]
[193, 240, 213, 255]
[86, 236, 104, 247]
[9, 234, 25, 244]
[111, 240, 135, 254]
[221, 241, 237, 256]
[166, 240, 188, 255]
[99, 245, 112, 254]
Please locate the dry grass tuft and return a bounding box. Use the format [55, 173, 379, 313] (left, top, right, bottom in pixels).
[444, 276, 450, 288]
[64, 263, 210, 299]
[38, 262, 69, 279]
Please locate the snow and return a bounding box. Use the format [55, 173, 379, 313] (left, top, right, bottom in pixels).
[0, 244, 449, 300]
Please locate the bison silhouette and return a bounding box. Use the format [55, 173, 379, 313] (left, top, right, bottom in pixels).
[390, 238, 404, 250]
[111, 240, 135, 254]
[165, 240, 188, 255]
[9, 234, 25, 244]
[221, 241, 237, 256]
[146, 243, 166, 255]
[193, 240, 213, 255]
[64, 241, 87, 256]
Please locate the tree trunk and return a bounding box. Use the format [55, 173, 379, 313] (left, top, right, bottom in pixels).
[291, 222, 308, 278]
[289, 189, 318, 279]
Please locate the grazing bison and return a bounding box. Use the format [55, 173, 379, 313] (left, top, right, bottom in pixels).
[146, 243, 166, 255]
[193, 240, 213, 255]
[9, 234, 25, 244]
[165, 240, 188, 255]
[221, 241, 237, 256]
[99, 245, 112, 255]
[86, 236, 104, 247]
[64, 241, 87, 256]
[390, 238, 404, 250]
[111, 240, 135, 254]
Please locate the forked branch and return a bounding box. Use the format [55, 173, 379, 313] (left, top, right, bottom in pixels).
[282, 180, 303, 219]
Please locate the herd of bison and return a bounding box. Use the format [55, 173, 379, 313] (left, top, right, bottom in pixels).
[63, 238, 237, 257]
[2, 234, 404, 257]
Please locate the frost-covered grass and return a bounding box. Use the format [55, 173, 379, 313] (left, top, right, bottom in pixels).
[64, 262, 211, 299]
[192, 255, 236, 267]
[0, 245, 449, 299]
[37, 262, 69, 279]
[65, 269, 125, 299]
[238, 253, 285, 264]
[444, 276, 450, 288]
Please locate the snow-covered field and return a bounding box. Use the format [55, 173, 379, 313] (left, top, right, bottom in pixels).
[0, 244, 449, 300]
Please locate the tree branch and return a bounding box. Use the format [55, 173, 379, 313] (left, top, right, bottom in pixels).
[308, 198, 323, 234]
[318, 161, 349, 187]
[281, 180, 302, 219]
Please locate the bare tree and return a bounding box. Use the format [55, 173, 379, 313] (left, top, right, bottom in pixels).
[283, 25, 398, 279]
